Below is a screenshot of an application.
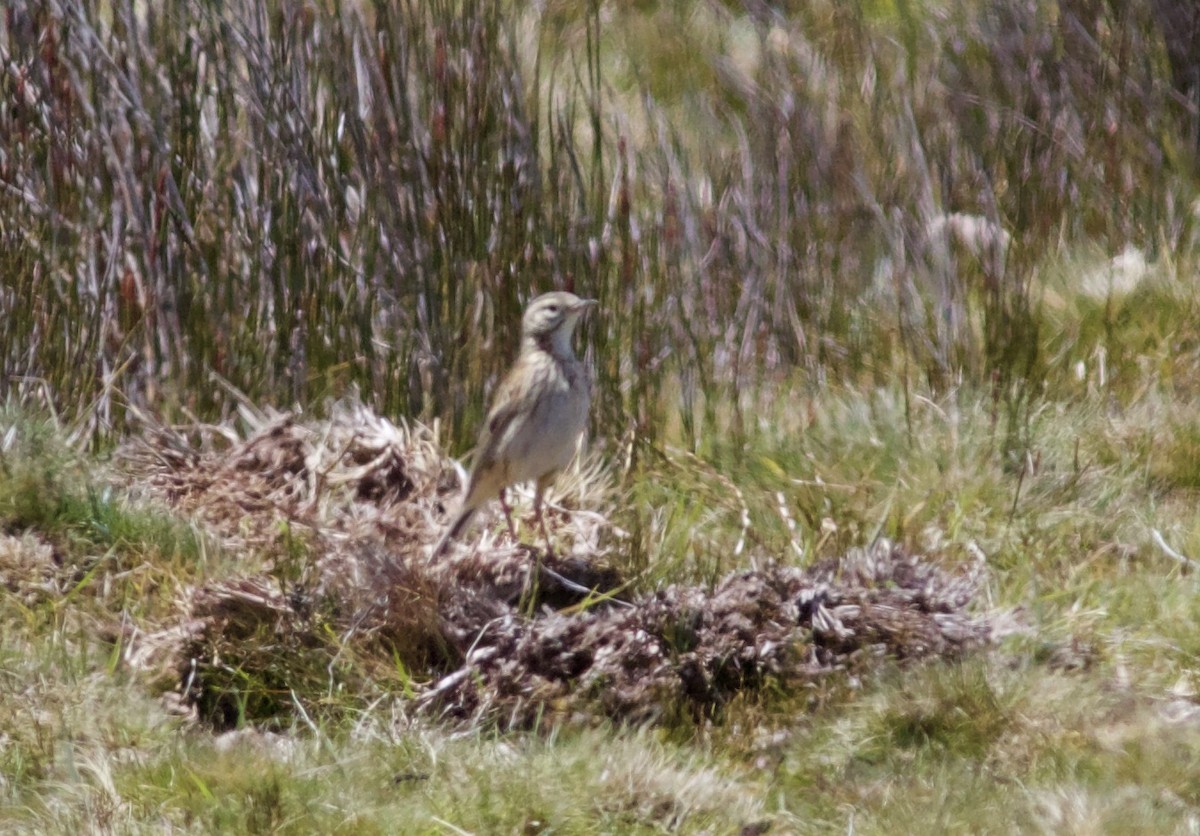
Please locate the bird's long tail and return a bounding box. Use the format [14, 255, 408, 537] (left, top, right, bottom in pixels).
[431, 506, 475, 559]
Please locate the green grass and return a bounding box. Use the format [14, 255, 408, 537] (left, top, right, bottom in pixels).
[6, 348, 1200, 830]
[0, 415, 216, 626]
[9, 263, 1200, 831]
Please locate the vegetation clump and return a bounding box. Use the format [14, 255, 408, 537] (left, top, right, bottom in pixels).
[115, 400, 1000, 729]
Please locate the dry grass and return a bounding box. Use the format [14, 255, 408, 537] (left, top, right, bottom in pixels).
[97, 398, 999, 732]
[3, 0, 1195, 453]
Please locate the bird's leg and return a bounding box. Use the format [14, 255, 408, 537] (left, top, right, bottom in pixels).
[498, 488, 519, 539]
[534, 476, 556, 558]
[518, 479, 553, 614]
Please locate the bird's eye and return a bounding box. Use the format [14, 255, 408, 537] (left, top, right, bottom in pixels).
[547, 305, 559, 313]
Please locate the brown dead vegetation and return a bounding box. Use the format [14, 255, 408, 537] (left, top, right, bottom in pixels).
[114, 399, 1002, 730]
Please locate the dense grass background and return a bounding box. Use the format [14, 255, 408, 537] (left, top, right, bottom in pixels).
[4, 0, 1195, 449]
[5, 0, 1200, 832]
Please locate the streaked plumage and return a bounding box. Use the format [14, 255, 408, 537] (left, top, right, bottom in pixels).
[432, 291, 597, 557]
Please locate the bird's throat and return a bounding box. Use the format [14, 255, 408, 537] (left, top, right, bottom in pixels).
[527, 330, 575, 360]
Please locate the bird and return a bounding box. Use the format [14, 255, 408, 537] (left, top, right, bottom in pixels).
[432, 291, 598, 559]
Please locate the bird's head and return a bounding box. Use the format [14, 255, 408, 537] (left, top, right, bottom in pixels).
[521, 292, 598, 352]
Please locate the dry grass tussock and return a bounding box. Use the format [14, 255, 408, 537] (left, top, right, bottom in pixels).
[112, 397, 1007, 730]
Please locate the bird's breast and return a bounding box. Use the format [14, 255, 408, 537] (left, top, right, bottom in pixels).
[502, 358, 590, 483]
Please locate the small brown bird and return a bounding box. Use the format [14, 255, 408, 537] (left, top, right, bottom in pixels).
[432, 291, 597, 558]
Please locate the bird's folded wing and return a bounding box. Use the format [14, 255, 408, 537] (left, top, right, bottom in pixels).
[474, 369, 536, 471]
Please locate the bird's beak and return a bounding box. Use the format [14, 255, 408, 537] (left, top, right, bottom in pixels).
[575, 298, 599, 314]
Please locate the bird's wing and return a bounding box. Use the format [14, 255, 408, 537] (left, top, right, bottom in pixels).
[472, 364, 535, 472]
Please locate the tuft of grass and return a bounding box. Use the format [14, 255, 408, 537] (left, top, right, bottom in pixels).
[0, 413, 214, 621]
[863, 663, 1017, 761]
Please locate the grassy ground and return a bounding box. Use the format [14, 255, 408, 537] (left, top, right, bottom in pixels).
[6, 325, 1200, 832]
[5, 0, 1200, 832]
